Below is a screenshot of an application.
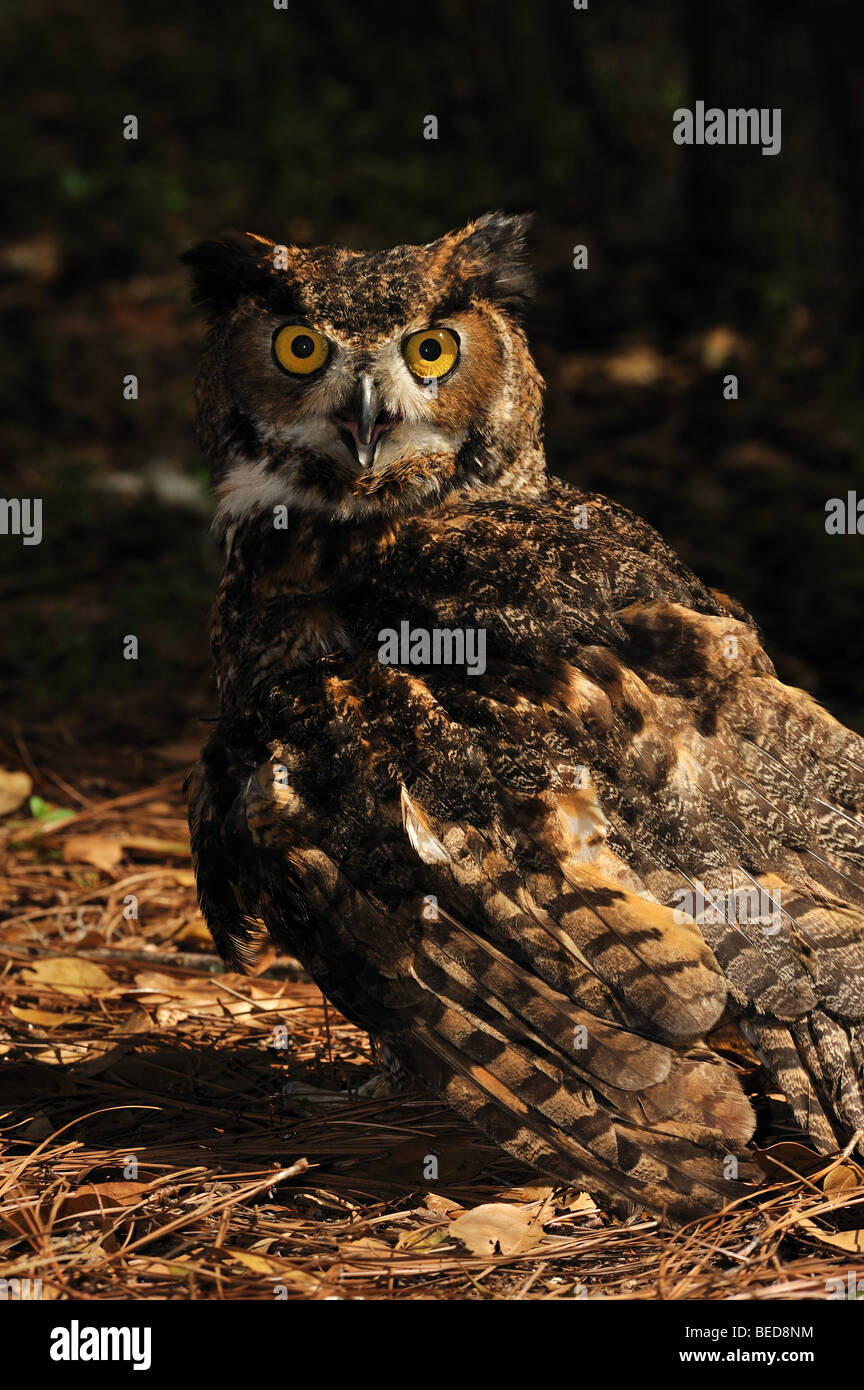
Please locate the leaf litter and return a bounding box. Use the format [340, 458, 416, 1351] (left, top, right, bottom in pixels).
[2, 724, 864, 1300]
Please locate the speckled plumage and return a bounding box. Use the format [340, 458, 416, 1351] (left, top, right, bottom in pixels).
[185, 215, 864, 1222]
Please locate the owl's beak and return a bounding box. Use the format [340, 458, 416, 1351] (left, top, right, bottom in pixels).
[334, 373, 394, 469]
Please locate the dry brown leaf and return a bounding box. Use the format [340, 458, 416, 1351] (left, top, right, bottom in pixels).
[111, 1005, 155, 1036]
[62, 833, 123, 872]
[51, 1181, 152, 1227]
[496, 1183, 556, 1204]
[0, 766, 32, 816]
[556, 1190, 598, 1216]
[21, 956, 113, 996]
[755, 1142, 826, 1180]
[172, 920, 212, 945]
[395, 1224, 452, 1252]
[74, 1181, 150, 1208]
[423, 1193, 464, 1218]
[130, 970, 187, 994]
[225, 1248, 282, 1275]
[9, 1005, 87, 1027]
[155, 1001, 223, 1026]
[223, 996, 288, 1017]
[226, 1248, 329, 1294]
[121, 835, 190, 857]
[796, 1218, 864, 1255]
[30, 1045, 85, 1065]
[448, 1202, 545, 1257]
[823, 1163, 864, 1194]
[130, 1259, 197, 1279]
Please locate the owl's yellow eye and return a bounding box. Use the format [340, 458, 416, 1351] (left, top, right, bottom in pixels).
[403, 327, 460, 380]
[273, 324, 329, 375]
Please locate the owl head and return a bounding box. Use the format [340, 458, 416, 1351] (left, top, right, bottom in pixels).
[182, 213, 546, 530]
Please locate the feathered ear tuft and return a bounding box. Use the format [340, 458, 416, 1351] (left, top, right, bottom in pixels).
[180, 231, 278, 318]
[447, 211, 535, 314]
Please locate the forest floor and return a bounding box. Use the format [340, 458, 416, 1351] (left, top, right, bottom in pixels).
[2, 719, 864, 1301]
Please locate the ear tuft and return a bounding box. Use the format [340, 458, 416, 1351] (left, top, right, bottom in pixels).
[180, 232, 275, 318]
[450, 211, 535, 313]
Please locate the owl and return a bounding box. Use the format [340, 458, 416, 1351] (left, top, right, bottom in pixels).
[184, 213, 864, 1223]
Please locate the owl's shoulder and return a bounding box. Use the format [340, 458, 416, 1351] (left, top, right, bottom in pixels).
[372, 476, 724, 627]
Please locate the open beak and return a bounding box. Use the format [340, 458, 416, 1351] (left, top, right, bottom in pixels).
[334, 373, 394, 469]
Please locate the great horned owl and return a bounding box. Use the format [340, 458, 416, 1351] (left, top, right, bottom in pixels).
[184, 214, 864, 1222]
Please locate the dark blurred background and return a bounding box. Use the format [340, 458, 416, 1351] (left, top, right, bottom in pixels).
[2, 0, 863, 776]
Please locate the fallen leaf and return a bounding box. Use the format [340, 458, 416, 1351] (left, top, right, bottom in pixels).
[155, 1002, 221, 1027]
[269, 1269, 325, 1295]
[225, 1248, 281, 1275]
[131, 1259, 197, 1279]
[796, 1218, 864, 1255]
[62, 834, 123, 872]
[52, 1182, 151, 1226]
[120, 835, 190, 857]
[111, 1005, 155, 1036]
[9, 1005, 86, 1027]
[556, 1190, 599, 1216]
[74, 1181, 150, 1208]
[0, 767, 32, 816]
[755, 1142, 826, 1180]
[172, 920, 212, 945]
[21, 957, 113, 996]
[496, 1183, 556, 1204]
[396, 1224, 452, 1252]
[449, 1202, 545, 1257]
[28, 795, 75, 824]
[423, 1192, 464, 1218]
[823, 1162, 864, 1194]
[131, 971, 186, 993]
[30, 1044, 84, 1065]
